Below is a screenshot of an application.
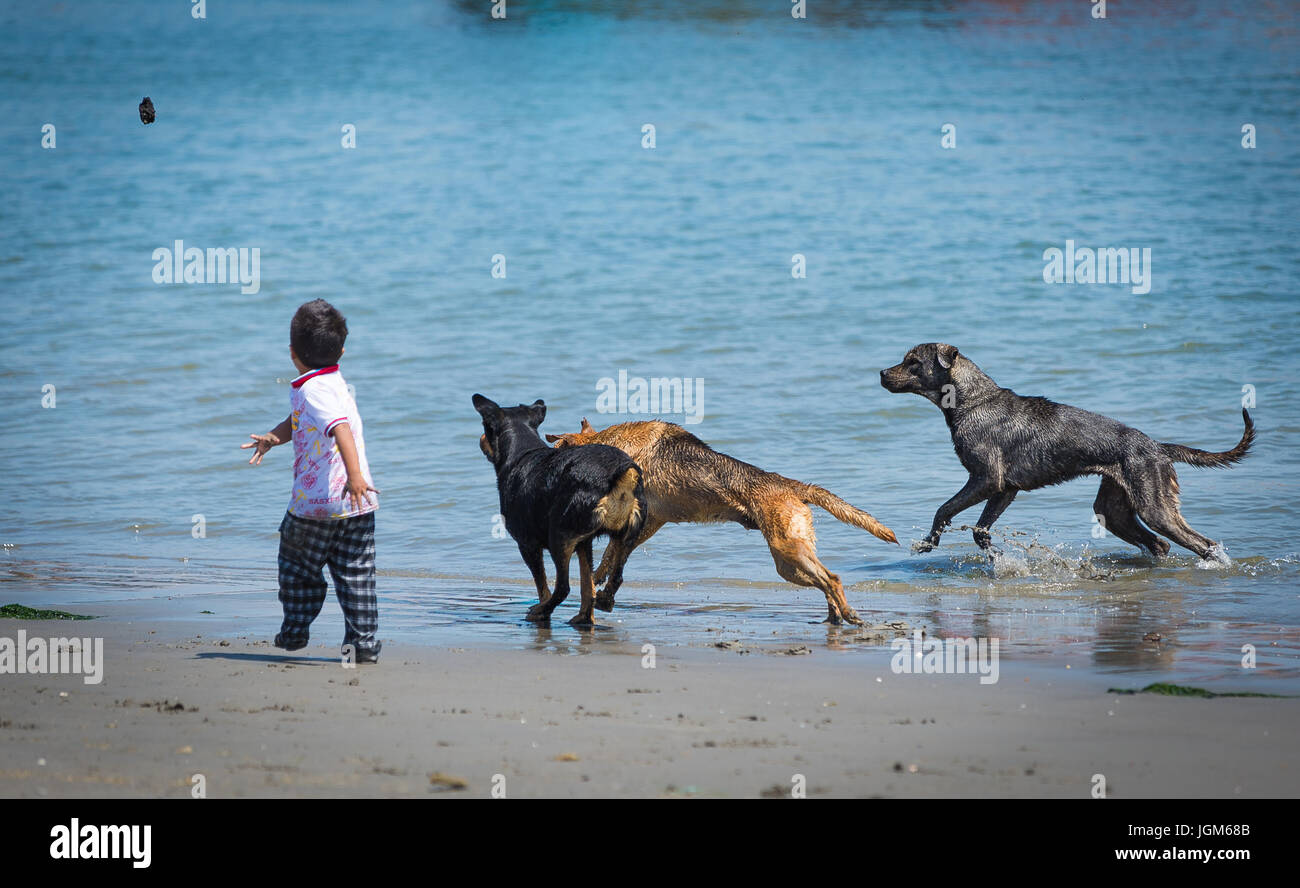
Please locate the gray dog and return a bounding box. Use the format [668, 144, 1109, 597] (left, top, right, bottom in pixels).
[880, 343, 1254, 561]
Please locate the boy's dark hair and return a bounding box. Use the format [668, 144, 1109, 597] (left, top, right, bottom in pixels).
[290, 299, 348, 369]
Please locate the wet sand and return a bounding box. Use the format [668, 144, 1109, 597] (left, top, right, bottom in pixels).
[1, 609, 1297, 798]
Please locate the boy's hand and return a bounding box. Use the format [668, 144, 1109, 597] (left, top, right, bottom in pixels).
[345, 475, 379, 512]
[241, 432, 280, 465]
[242, 416, 292, 465]
[331, 422, 377, 511]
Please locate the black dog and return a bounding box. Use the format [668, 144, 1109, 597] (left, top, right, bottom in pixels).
[880, 343, 1254, 561]
[473, 394, 646, 626]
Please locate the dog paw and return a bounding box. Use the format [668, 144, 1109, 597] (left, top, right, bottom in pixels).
[525, 604, 552, 622]
[911, 538, 936, 554]
[1196, 543, 1232, 569]
[567, 614, 596, 629]
[594, 594, 615, 613]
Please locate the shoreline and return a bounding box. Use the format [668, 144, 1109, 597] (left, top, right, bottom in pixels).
[4, 576, 1296, 694]
[2, 605, 1298, 798]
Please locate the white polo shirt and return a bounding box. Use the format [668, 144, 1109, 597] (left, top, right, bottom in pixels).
[287, 365, 377, 520]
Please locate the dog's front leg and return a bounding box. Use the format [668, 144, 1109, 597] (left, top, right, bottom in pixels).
[972, 489, 1017, 551]
[596, 517, 663, 610]
[592, 537, 623, 600]
[917, 478, 990, 552]
[591, 543, 616, 587]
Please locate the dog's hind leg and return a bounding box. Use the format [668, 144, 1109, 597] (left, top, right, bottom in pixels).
[1138, 508, 1218, 560]
[569, 539, 597, 628]
[527, 541, 575, 621]
[1092, 477, 1168, 556]
[764, 504, 863, 626]
[518, 543, 551, 604]
[768, 535, 862, 626]
[972, 489, 1017, 550]
[1129, 467, 1219, 560]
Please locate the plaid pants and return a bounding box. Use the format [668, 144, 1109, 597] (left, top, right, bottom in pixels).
[277, 511, 379, 655]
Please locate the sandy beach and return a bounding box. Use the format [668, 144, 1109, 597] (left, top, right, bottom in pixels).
[2, 607, 1296, 799]
[2, 0, 1297, 818]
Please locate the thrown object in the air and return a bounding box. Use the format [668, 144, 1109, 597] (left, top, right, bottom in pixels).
[139, 96, 155, 125]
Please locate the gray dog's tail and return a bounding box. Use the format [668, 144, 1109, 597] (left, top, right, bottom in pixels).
[1160, 408, 1255, 468]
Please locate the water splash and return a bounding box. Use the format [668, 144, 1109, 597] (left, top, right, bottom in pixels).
[1196, 543, 1232, 570]
[956, 525, 1116, 582]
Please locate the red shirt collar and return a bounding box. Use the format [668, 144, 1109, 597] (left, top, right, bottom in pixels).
[291, 365, 340, 388]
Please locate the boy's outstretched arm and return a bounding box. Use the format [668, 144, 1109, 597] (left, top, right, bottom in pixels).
[331, 422, 378, 511]
[241, 415, 292, 465]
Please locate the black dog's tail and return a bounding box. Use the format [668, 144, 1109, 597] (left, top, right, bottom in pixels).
[594, 466, 645, 542]
[1160, 408, 1255, 468]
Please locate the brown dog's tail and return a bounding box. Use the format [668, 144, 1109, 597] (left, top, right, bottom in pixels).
[1160, 408, 1255, 468]
[801, 485, 898, 544]
[595, 466, 645, 540]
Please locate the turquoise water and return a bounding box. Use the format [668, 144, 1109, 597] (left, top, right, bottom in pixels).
[1, 1, 1298, 688]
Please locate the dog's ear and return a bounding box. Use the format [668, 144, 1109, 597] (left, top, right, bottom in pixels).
[472, 394, 500, 417]
[526, 399, 546, 427]
[544, 433, 561, 443]
[936, 344, 959, 370]
[580, 417, 594, 433]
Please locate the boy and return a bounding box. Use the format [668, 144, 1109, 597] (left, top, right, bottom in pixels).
[241, 299, 381, 664]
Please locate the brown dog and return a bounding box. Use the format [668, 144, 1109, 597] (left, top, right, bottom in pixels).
[546, 419, 897, 625]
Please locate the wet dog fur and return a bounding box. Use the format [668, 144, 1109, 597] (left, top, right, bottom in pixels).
[546, 419, 897, 625]
[474, 395, 646, 626]
[879, 343, 1254, 560]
